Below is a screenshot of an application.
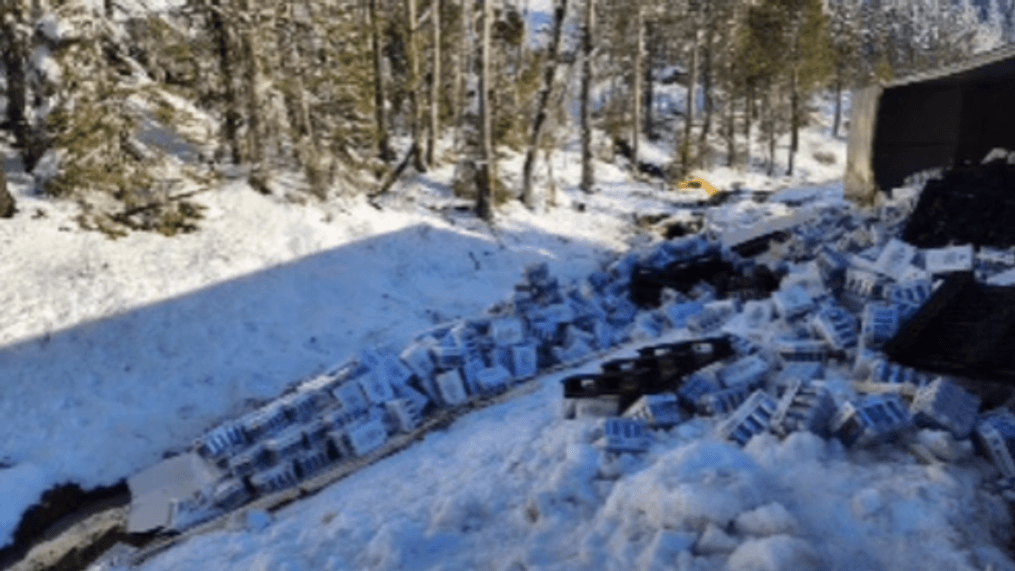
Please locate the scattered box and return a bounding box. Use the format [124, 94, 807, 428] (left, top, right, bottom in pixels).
[435, 370, 469, 406]
[924, 245, 974, 274]
[772, 285, 815, 320]
[343, 414, 390, 457]
[770, 379, 837, 438]
[623, 394, 685, 428]
[331, 381, 370, 421]
[716, 389, 779, 446]
[910, 378, 980, 439]
[717, 355, 771, 389]
[830, 394, 913, 448]
[974, 410, 1015, 478]
[384, 398, 423, 433]
[476, 365, 512, 396]
[603, 418, 653, 453]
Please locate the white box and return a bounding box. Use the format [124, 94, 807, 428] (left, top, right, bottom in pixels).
[490, 317, 526, 346]
[923, 245, 974, 274]
[511, 344, 538, 379]
[772, 285, 815, 320]
[436, 370, 469, 406]
[603, 418, 652, 453]
[873, 238, 918, 280]
[358, 373, 396, 405]
[476, 365, 512, 395]
[345, 416, 389, 456]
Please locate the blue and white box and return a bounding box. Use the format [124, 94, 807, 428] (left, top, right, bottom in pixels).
[812, 304, 859, 350]
[924, 245, 974, 274]
[772, 285, 816, 320]
[717, 389, 779, 446]
[435, 370, 469, 406]
[401, 338, 437, 380]
[873, 238, 918, 280]
[476, 365, 512, 396]
[717, 355, 771, 389]
[623, 394, 685, 428]
[860, 302, 899, 348]
[663, 301, 705, 329]
[910, 378, 980, 440]
[603, 418, 653, 453]
[343, 415, 389, 457]
[830, 394, 912, 448]
[770, 379, 836, 438]
[975, 410, 1015, 478]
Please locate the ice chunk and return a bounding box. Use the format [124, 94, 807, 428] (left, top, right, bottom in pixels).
[695, 522, 739, 555]
[726, 536, 822, 571]
[734, 502, 799, 536]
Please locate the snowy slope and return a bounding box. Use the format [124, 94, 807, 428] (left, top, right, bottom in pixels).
[5, 92, 1013, 571]
[132, 338, 1015, 571]
[0, 133, 739, 551]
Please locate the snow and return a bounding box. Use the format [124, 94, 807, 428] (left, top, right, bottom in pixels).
[1, 78, 1013, 571]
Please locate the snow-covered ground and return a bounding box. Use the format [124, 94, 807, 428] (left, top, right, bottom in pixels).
[133, 337, 1015, 571]
[3, 93, 1014, 571]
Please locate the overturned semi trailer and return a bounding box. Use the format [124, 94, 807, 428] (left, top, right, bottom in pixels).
[845, 43, 1015, 205]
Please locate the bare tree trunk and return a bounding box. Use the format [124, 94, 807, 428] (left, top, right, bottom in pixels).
[210, 0, 242, 165]
[832, 70, 843, 138]
[787, 28, 800, 177]
[454, 0, 469, 151]
[764, 84, 775, 176]
[681, 28, 700, 177]
[643, 37, 653, 141]
[579, 0, 595, 193]
[787, 66, 798, 176]
[521, 0, 568, 209]
[0, 164, 14, 219]
[238, 0, 268, 192]
[631, 0, 643, 174]
[370, 0, 393, 162]
[427, 0, 441, 166]
[696, 25, 713, 168]
[743, 79, 752, 169]
[726, 81, 735, 168]
[545, 147, 557, 207]
[2, 10, 34, 171]
[406, 0, 427, 172]
[476, 0, 494, 220]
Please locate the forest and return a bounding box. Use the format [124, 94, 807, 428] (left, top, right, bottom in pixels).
[0, 0, 1004, 234]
